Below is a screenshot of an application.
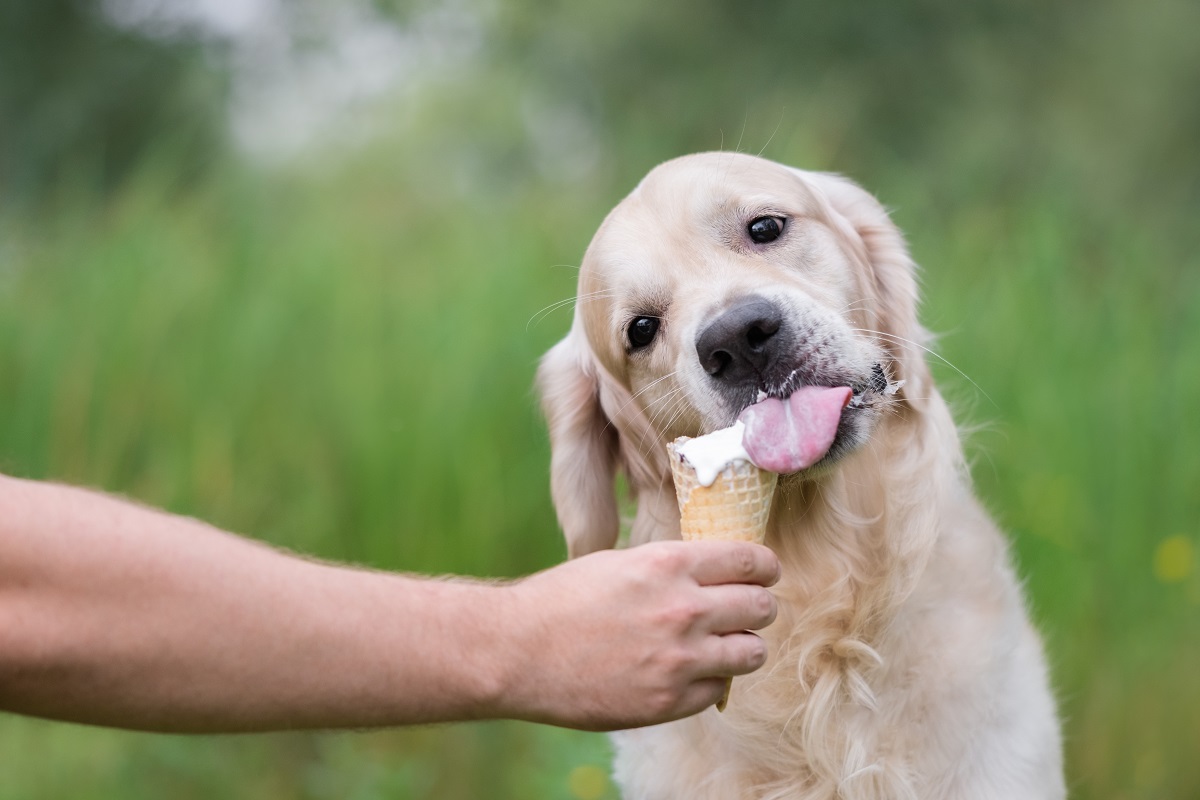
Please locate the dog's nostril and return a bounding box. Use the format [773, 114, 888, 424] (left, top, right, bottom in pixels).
[746, 322, 778, 352]
[705, 350, 733, 376]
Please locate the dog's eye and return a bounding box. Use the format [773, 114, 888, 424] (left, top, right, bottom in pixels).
[747, 216, 785, 244]
[628, 316, 660, 349]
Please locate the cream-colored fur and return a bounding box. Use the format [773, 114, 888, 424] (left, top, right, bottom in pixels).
[538, 152, 1064, 799]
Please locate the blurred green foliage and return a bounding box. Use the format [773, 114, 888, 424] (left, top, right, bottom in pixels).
[0, 0, 228, 199]
[0, 1, 1197, 798]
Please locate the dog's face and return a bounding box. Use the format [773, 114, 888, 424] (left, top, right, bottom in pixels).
[540, 152, 928, 555]
[576, 153, 897, 462]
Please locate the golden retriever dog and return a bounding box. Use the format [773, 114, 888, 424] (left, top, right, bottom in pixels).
[537, 152, 1065, 799]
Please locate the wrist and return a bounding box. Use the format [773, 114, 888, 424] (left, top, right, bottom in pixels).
[427, 577, 528, 722]
[470, 578, 542, 723]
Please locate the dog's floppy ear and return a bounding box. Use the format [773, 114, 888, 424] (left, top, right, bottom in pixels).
[537, 331, 620, 558]
[799, 169, 946, 598]
[795, 170, 933, 401]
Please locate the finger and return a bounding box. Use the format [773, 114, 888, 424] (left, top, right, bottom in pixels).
[700, 631, 769, 678]
[687, 541, 781, 588]
[700, 584, 777, 633]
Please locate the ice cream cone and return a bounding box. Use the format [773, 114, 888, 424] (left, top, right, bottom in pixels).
[667, 437, 777, 710]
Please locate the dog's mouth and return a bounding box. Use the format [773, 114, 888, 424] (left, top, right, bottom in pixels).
[847, 362, 905, 409]
[751, 364, 902, 410]
[734, 362, 903, 475]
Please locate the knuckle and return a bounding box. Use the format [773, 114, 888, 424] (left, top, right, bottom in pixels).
[754, 589, 777, 625]
[732, 636, 768, 672]
[666, 647, 701, 683]
[747, 639, 768, 669]
[647, 686, 679, 718]
[649, 646, 695, 692]
[644, 543, 686, 575]
[659, 599, 705, 630]
[733, 545, 757, 580]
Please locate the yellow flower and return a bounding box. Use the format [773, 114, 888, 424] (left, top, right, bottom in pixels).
[1152, 535, 1194, 584]
[568, 764, 610, 800]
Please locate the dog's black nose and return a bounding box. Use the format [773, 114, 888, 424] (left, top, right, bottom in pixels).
[695, 296, 784, 384]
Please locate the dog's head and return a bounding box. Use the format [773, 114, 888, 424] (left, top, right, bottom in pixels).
[539, 153, 932, 556]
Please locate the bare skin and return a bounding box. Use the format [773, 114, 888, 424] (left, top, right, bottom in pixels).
[0, 474, 779, 733]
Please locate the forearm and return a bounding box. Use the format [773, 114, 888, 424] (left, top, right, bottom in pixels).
[0, 475, 509, 732]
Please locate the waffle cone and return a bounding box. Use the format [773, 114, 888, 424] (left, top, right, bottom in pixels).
[667, 437, 777, 712]
[667, 439, 777, 544]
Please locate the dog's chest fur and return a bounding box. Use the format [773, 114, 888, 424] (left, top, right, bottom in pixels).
[610, 410, 1063, 800]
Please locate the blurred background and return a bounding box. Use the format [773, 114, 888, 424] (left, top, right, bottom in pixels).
[1, 0, 1197, 797]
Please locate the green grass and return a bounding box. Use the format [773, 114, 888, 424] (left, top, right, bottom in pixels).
[0, 150, 1196, 799]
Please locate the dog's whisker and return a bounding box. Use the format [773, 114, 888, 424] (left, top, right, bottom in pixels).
[641, 389, 685, 433]
[599, 377, 685, 446]
[755, 107, 787, 158]
[525, 298, 577, 329]
[734, 112, 748, 156]
[852, 328, 997, 409]
[573, 290, 618, 307]
[639, 392, 690, 453]
[526, 290, 616, 330]
[639, 411, 684, 456]
[838, 298, 874, 318]
[648, 393, 686, 431]
[605, 370, 682, 429]
[638, 385, 681, 419]
[656, 395, 695, 438]
[639, 405, 685, 449]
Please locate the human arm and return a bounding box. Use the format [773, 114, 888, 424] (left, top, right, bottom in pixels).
[0, 474, 778, 732]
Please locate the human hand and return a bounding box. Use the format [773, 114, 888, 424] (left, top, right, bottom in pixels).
[494, 540, 779, 731]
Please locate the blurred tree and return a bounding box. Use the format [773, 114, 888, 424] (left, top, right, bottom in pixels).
[475, 0, 1200, 215]
[2, 0, 1195, 227]
[0, 0, 228, 202]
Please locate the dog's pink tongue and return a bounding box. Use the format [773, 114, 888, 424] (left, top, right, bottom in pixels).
[738, 386, 853, 473]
